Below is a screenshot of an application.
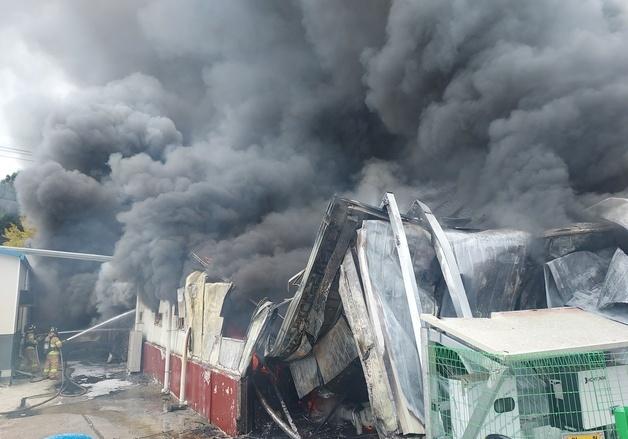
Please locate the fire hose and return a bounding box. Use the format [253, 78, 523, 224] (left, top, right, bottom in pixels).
[0, 349, 67, 416]
[0, 346, 88, 416]
[2, 313, 133, 417]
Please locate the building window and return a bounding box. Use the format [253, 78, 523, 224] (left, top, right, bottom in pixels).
[138, 311, 143, 323]
[177, 317, 185, 330]
[154, 312, 163, 326]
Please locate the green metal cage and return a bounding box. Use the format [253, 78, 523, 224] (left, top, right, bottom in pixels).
[427, 343, 628, 439]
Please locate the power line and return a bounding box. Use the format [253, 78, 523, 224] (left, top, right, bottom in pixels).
[0, 146, 33, 156]
[0, 153, 34, 162]
[0, 144, 32, 151]
[0, 145, 35, 163]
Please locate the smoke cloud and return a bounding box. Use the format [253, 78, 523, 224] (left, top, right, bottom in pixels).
[5, 0, 628, 325]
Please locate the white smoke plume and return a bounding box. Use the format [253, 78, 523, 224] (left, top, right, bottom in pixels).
[4, 0, 628, 325]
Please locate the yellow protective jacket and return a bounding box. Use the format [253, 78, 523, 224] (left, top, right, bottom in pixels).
[24, 331, 37, 347]
[45, 335, 62, 352]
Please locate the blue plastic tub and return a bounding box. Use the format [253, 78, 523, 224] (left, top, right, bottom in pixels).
[43, 435, 93, 439]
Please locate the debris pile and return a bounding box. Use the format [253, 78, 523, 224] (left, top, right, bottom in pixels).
[133, 193, 628, 438]
[247, 194, 628, 437]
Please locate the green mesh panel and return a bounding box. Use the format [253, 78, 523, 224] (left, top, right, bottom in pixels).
[427, 343, 628, 439]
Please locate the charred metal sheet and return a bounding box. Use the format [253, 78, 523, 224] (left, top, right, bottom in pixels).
[588, 197, 628, 230]
[269, 198, 350, 359]
[408, 199, 472, 318]
[289, 354, 321, 399]
[543, 222, 619, 260]
[355, 221, 439, 334]
[338, 251, 398, 436]
[355, 228, 386, 353]
[313, 317, 358, 384]
[511, 259, 547, 311]
[269, 197, 392, 360]
[544, 250, 611, 308]
[598, 248, 628, 310]
[442, 229, 532, 317]
[405, 225, 441, 315]
[237, 376, 254, 435]
[357, 222, 425, 432]
[542, 248, 628, 324]
[298, 217, 357, 357]
[268, 197, 430, 361]
[237, 301, 273, 375]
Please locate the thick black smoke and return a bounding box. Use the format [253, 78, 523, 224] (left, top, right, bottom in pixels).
[6, 0, 628, 325]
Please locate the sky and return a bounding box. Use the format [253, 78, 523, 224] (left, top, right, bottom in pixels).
[0, 26, 76, 177]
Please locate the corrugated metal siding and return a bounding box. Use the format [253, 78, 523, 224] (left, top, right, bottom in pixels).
[142, 342, 240, 436]
[169, 354, 182, 397]
[186, 360, 212, 421]
[142, 342, 165, 380]
[211, 373, 239, 435]
[218, 337, 245, 371]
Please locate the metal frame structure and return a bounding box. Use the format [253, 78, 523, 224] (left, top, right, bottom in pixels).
[409, 200, 472, 318]
[420, 309, 628, 439]
[421, 320, 509, 439]
[266, 193, 475, 437]
[0, 246, 113, 262]
[381, 193, 426, 367]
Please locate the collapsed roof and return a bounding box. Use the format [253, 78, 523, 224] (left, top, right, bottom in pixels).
[250, 193, 628, 437]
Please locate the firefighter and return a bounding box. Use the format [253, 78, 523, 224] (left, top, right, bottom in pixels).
[20, 324, 39, 374]
[42, 327, 62, 380]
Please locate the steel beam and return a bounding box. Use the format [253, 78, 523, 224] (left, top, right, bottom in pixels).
[1, 246, 113, 262]
[409, 200, 472, 318]
[381, 193, 425, 367]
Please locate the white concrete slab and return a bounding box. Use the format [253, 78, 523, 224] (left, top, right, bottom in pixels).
[0, 381, 219, 439]
[0, 379, 56, 412]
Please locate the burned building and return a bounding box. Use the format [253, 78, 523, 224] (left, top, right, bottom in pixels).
[0, 247, 31, 383]
[131, 193, 628, 438]
[131, 273, 272, 436]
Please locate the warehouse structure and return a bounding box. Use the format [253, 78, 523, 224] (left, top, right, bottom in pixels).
[0, 247, 31, 383]
[0, 246, 112, 384]
[129, 193, 628, 438]
[132, 272, 273, 436]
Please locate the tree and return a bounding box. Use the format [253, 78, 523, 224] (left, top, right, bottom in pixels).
[0, 172, 19, 232]
[3, 172, 17, 184]
[2, 217, 36, 247]
[0, 212, 19, 235]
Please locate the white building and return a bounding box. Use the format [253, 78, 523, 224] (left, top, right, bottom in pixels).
[0, 247, 31, 382]
[131, 271, 272, 435]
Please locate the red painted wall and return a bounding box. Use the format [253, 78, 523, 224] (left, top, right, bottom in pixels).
[141, 342, 240, 436]
[142, 342, 165, 380]
[211, 372, 239, 431]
